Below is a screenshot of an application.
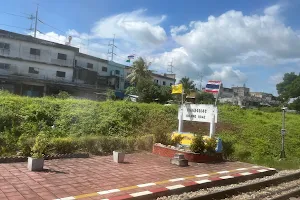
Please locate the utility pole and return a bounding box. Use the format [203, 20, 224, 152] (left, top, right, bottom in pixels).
[199, 72, 203, 91]
[280, 107, 287, 159]
[34, 5, 39, 38]
[167, 59, 174, 73]
[108, 34, 116, 61]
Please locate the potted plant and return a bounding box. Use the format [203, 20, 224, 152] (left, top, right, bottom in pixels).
[28, 133, 48, 171]
[113, 150, 125, 163]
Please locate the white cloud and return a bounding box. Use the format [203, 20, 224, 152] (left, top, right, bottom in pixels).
[171, 4, 300, 68]
[264, 4, 281, 16]
[170, 25, 188, 37]
[210, 66, 247, 85]
[91, 9, 167, 46]
[269, 73, 283, 84]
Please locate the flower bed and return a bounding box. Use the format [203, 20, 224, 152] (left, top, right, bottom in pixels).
[153, 144, 223, 163]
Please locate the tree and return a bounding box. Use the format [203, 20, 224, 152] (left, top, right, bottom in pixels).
[195, 92, 215, 104]
[127, 57, 152, 85]
[179, 77, 196, 94]
[276, 72, 300, 111]
[276, 72, 300, 99]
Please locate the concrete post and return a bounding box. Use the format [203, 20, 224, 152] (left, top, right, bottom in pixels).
[209, 110, 215, 138]
[178, 106, 183, 133]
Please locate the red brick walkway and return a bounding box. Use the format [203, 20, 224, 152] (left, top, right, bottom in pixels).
[0, 153, 264, 200]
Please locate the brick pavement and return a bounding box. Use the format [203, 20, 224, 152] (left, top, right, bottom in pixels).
[0, 152, 270, 200]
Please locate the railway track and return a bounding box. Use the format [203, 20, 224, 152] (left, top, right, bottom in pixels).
[157, 170, 300, 200]
[189, 171, 300, 200]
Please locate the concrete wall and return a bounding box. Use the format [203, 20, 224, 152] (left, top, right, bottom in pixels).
[152, 74, 175, 86]
[0, 37, 75, 67]
[0, 57, 73, 82]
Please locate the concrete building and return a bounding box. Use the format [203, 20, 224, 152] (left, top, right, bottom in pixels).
[219, 85, 280, 107]
[0, 29, 177, 100]
[151, 73, 176, 86]
[124, 66, 176, 88]
[0, 29, 128, 99]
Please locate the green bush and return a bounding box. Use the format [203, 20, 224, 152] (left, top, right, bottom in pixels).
[31, 132, 49, 158]
[17, 135, 35, 156]
[204, 137, 217, 153]
[171, 134, 184, 146]
[48, 137, 79, 154]
[190, 135, 205, 153]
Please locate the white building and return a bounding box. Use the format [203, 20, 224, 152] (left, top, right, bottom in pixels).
[124, 66, 176, 88]
[0, 29, 175, 99]
[0, 29, 127, 99]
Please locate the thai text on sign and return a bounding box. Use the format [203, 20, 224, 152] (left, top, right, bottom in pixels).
[178, 104, 218, 123]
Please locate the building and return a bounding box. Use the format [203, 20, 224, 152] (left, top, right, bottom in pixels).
[0, 29, 177, 100]
[219, 85, 280, 107]
[151, 73, 176, 86]
[124, 66, 176, 87]
[0, 29, 130, 99]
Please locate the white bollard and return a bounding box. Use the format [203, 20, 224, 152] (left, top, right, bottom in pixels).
[178, 107, 183, 133]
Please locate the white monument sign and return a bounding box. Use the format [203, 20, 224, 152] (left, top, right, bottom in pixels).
[178, 104, 218, 123]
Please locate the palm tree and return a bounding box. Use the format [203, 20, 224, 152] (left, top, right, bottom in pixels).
[179, 77, 196, 94]
[127, 57, 152, 84]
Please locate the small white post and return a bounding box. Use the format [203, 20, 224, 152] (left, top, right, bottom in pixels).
[178, 107, 183, 133]
[209, 109, 215, 138]
[178, 89, 184, 133]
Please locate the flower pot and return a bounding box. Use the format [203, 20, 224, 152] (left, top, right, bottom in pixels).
[28, 157, 44, 171]
[113, 151, 125, 163]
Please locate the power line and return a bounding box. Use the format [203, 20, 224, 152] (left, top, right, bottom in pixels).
[38, 19, 65, 34]
[37, 30, 66, 43]
[0, 24, 28, 30]
[1, 12, 30, 19]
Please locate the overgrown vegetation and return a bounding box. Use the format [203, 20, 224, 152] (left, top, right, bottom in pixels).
[0, 91, 176, 156]
[1, 91, 300, 169]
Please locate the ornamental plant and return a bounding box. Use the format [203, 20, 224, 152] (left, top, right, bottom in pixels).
[31, 132, 49, 158]
[190, 135, 205, 153]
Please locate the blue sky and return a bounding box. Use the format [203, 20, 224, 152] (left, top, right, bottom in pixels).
[1, 0, 300, 95]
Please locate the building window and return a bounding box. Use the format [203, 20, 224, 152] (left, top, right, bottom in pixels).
[163, 81, 166, 85]
[102, 66, 107, 72]
[0, 42, 10, 50]
[170, 83, 173, 86]
[74, 60, 77, 66]
[115, 70, 120, 75]
[28, 67, 39, 74]
[56, 71, 66, 77]
[57, 53, 67, 60]
[156, 80, 159, 83]
[87, 63, 93, 69]
[30, 48, 40, 56]
[0, 63, 10, 70]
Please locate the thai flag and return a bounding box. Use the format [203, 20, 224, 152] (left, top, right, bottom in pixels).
[205, 80, 222, 94]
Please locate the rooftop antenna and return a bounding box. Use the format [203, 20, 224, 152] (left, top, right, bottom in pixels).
[108, 34, 116, 61]
[34, 4, 39, 38]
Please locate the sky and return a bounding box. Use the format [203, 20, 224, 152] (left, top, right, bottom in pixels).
[1, 0, 300, 95]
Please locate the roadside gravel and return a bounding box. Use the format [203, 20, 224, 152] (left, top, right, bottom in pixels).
[156, 169, 300, 200]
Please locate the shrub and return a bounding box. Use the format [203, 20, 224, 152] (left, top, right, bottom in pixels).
[171, 134, 184, 146]
[204, 137, 217, 153]
[31, 132, 49, 158]
[48, 137, 79, 154]
[17, 135, 35, 156]
[190, 135, 205, 153]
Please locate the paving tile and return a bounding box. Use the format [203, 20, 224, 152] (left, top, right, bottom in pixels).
[0, 152, 260, 200]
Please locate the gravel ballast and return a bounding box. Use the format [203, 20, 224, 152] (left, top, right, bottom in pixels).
[156, 169, 300, 200]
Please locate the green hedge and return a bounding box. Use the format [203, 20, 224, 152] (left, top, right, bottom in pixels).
[0, 92, 176, 155]
[18, 135, 154, 156]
